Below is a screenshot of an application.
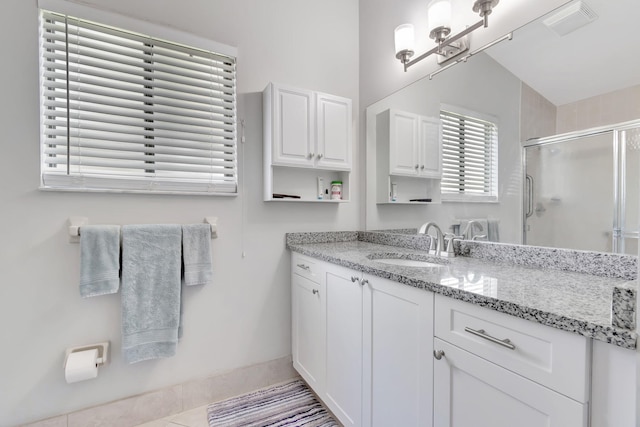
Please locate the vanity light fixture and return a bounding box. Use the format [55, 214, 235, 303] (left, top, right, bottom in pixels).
[394, 0, 500, 71]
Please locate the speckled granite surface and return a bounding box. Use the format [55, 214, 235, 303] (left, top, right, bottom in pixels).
[360, 230, 637, 280]
[612, 284, 637, 330]
[286, 235, 638, 349]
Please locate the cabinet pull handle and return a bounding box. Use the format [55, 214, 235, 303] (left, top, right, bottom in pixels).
[415, 164, 419, 169]
[308, 152, 315, 159]
[350, 276, 359, 283]
[296, 263, 310, 271]
[433, 350, 445, 360]
[317, 153, 323, 159]
[420, 165, 425, 170]
[360, 279, 369, 286]
[312, 289, 319, 295]
[464, 327, 516, 350]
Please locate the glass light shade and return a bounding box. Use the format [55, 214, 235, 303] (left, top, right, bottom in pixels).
[428, 0, 452, 31]
[394, 24, 415, 55]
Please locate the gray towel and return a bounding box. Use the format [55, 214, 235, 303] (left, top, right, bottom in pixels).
[487, 219, 500, 242]
[79, 225, 121, 298]
[121, 224, 182, 364]
[182, 224, 213, 286]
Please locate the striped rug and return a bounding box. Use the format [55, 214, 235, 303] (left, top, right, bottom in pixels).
[207, 379, 339, 427]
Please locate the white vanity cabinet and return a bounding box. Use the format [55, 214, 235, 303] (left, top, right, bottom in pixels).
[291, 253, 326, 392]
[324, 263, 364, 427]
[433, 295, 589, 427]
[362, 274, 434, 427]
[264, 83, 352, 202]
[290, 254, 435, 427]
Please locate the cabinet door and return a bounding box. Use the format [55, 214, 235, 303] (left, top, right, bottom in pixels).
[433, 338, 588, 427]
[389, 110, 419, 176]
[291, 273, 325, 393]
[272, 84, 315, 167]
[362, 275, 434, 427]
[324, 264, 363, 427]
[316, 93, 352, 171]
[418, 116, 442, 178]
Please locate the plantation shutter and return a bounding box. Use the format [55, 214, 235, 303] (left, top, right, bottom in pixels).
[39, 10, 237, 194]
[440, 109, 498, 199]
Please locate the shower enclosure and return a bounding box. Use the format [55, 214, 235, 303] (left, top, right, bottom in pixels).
[523, 120, 640, 255]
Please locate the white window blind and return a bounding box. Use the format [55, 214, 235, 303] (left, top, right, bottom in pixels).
[39, 10, 237, 194]
[440, 108, 498, 201]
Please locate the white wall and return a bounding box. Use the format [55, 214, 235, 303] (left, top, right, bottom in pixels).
[0, 1, 359, 425]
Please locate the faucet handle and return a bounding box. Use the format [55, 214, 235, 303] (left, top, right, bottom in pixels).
[443, 234, 464, 257]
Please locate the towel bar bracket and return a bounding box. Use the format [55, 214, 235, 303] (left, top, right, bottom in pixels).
[68, 216, 88, 243]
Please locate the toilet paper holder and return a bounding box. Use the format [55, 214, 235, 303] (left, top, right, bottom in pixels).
[64, 341, 110, 369]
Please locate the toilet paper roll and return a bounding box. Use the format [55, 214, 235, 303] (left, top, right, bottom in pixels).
[65, 348, 99, 383]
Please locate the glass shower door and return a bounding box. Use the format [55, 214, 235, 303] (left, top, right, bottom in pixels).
[524, 132, 614, 252]
[524, 121, 640, 254]
[614, 126, 640, 254]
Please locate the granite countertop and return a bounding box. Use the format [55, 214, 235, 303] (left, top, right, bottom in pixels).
[287, 232, 638, 350]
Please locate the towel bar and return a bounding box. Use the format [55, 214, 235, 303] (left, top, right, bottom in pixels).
[68, 216, 218, 242]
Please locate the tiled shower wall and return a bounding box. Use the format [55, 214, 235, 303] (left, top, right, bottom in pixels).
[556, 84, 640, 133]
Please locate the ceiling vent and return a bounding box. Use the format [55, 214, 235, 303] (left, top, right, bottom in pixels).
[543, 1, 598, 36]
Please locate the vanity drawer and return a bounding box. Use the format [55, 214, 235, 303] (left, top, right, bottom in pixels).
[434, 295, 590, 403]
[292, 253, 323, 284]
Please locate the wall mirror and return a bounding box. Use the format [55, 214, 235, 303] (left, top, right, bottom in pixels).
[365, 0, 640, 254]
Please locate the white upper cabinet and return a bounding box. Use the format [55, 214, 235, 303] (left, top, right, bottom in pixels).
[381, 109, 441, 178]
[316, 92, 352, 170]
[418, 115, 442, 177]
[265, 83, 352, 171]
[270, 85, 315, 167]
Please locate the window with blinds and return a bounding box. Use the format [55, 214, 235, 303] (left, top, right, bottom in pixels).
[39, 10, 237, 194]
[440, 108, 498, 201]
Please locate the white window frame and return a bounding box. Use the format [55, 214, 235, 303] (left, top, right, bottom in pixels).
[440, 104, 499, 203]
[38, 0, 238, 196]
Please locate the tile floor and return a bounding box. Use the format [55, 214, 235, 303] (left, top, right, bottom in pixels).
[134, 404, 209, 427]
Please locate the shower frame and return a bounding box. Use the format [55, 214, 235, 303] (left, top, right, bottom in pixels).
[522, 119, 640, 254]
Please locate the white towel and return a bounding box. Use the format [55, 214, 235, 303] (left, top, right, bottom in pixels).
[182, 224, 213, 286]
[79, 225, 121, 298]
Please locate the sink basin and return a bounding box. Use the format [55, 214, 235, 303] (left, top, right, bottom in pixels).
[366, 253, 449, 268]
[373, 258, 444, 268]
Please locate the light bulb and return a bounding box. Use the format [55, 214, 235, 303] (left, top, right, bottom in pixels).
[428, 0, 452, 32]
[394, 24, 415, 55]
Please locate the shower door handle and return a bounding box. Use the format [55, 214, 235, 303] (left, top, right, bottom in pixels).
[525, 175, 534, 218]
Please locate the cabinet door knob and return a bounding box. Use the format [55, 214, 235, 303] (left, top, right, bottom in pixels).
[360, 279, 369, 286]
[317, 153, 323, 159]
[308, 152, 315, 159]
[312, 289, 319, 295]
[350, 276, 359, 283]
[415, 164, 419, 169]
[420, 165, 425, 170]
[433, 350, 445, 360]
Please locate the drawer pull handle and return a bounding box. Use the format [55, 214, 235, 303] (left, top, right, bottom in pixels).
[464, 327, 516, 350]
[312, 289, 319, 295]
[351, 276, 360, 283]
[433, 350, 445, 360]
[360, 279, 369, 287]
[297, 264, 311, 271]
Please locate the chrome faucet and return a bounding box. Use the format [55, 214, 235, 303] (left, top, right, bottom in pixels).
[461, 220, 484, 240]
[418, 222, 444, 256]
